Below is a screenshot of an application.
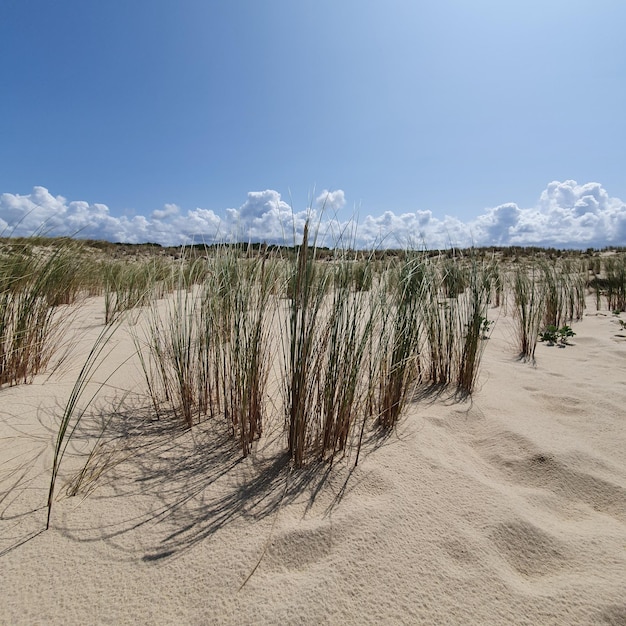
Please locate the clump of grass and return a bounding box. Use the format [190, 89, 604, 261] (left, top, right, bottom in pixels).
[283, 223, 392, 465]
[403, 253, 493, 393]
[319, 255, 378, 458]
[539, 260, 585, 327]
[422, 259, 457, 386]
[283, 221, 332, 467]
[601, 255, 626, 312]
[511, 264, 545, 361]
[103, 259, 164, 324]
[441, 254, 467, 298]
[540, 260, 565, 329]
[209, 246, 280, 456]
[563, 259, 586, 322]
[137, 274, 204, 428]
[136, 245, 280, 457]
[0, 241, 80, 386]
[373, 254, 425, 429]
[456, 257, 492, 393]
[133, 262, 212, 427]
[486, 258, 503, 308]
[350, 260, 373, 292]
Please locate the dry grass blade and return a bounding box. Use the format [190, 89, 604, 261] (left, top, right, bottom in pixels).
[47, 318, 128, 529]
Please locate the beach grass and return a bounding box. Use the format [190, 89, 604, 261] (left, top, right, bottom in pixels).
[2, 236, 618, 519]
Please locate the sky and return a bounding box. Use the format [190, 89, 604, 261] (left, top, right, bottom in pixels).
[1, 0, 625, 249]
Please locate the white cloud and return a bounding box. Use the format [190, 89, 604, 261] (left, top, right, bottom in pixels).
[151, 203, 180, 220]
[473, 203, 521, 246]
[316, 189, 346, 212]
[223, 190, 308, 243]
[1, 181, 626, 249]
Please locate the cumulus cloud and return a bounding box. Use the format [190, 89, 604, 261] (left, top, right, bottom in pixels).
[474, 203, 521, 246]
[1, 180, 626, 249]
[151, 203, 180, 220]
[222, 190, 310, 243]
[316, 189, 346, 212]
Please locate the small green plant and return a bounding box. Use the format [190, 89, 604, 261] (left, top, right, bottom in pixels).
[539, 324, 576, 346]
[478, 316, 493, 339]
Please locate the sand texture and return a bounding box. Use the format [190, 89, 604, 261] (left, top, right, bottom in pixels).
[1, 296, 625, 625]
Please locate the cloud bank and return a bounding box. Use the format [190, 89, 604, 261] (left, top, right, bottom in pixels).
[1, 181, 625, 249]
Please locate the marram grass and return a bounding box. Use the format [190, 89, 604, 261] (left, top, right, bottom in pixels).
[0, 236, 608, 526]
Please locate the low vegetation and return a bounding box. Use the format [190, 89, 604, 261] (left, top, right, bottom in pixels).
[2, 236, 624, 525]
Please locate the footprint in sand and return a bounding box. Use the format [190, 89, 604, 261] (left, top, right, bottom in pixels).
[510, 454, 626, 522]
[349, 468, 396, 499]
[489, 520, 570, 578]
[475, 431, 626, 523]
[441, 537, 478, 566]
[546, 371, 565, 378]
[264, 522, 346, 572]
[600, 604, 626, 625]
[536, 394, 585, 416]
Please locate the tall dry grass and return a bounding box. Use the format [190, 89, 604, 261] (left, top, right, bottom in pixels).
[455, 257, 492, 393]
[318, 255, 377, 460]
[372, 254, 425, 429]
[135, 246, 280, 457]
[283, 221, 332, 467]
[103, 258, 172, 324]
[209, 247, 280, 456]
[510, 264, 545, 361]
[599, 255, 626, 312]
[0, 241, 84, 387]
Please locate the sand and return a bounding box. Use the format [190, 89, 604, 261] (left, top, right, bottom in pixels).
[1, 295, 625, 625]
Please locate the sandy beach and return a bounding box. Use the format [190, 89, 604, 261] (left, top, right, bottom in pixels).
[1, 292, 625, 625]
[4, 1, 626, 622]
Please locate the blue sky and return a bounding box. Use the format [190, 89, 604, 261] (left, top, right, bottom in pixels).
[1, 0, 625, 248]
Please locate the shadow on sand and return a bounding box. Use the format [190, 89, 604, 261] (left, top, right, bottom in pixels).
[53, 400, 392, 563]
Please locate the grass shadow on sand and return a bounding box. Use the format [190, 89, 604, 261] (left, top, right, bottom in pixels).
[0, 405, 60, 557]
[54, 401, 366, 563]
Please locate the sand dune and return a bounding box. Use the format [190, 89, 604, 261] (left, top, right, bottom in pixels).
[1, 296, 625, 625]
